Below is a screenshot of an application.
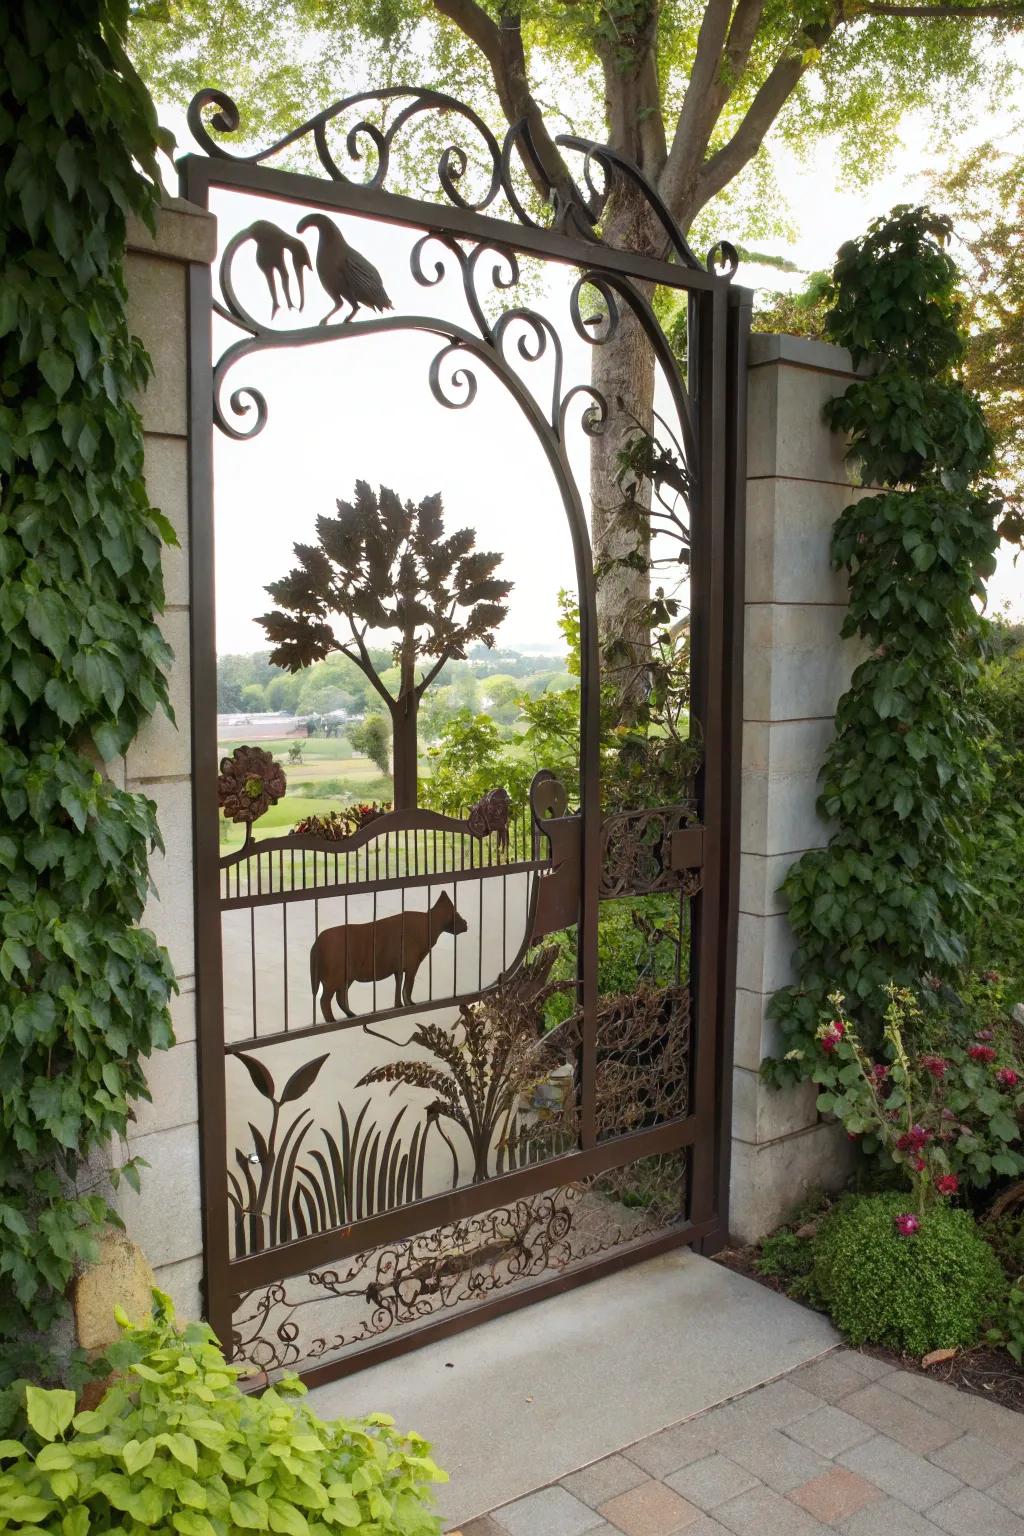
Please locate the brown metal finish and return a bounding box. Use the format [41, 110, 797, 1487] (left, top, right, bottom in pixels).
[181, 85, 750, 1386]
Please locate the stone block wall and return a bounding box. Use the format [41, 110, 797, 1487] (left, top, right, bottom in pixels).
[729, 334, 867, 1242]
[107, 198, 217, 1318]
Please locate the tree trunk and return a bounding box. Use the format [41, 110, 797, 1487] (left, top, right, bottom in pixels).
[390, 691, 419, 810]
[589, 187, 663, 722]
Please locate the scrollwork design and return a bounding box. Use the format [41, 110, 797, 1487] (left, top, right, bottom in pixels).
[229, 1165, 685, 1374]
[189, 86, 503, 211]
[186, 87, 738, 276]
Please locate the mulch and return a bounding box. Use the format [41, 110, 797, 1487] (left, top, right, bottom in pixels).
[713, 1244, 1024, 1417]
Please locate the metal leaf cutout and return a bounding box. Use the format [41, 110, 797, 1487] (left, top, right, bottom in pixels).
[280, 1053, 330, 1105]
[237, 1052, 277, 1101]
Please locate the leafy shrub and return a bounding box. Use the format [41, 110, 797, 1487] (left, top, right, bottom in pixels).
[0, 1292, 446, 1534]
[800, 986, 1024, 1194]
[756, 1232, 813, 1284]
[543, 895, 682, 1028]
[813, 1192, 1003, 1355]
[987, 1277, 1024, 1364]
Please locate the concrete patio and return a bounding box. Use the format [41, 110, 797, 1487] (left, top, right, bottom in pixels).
[307, 1248, 839, 1528]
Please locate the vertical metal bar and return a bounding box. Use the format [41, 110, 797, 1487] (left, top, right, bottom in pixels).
[313, 895, 319, 1027]
[688, 279, 730, 1230]
[282, 899, 289, 1033]
[701, 281, 750, 1251]
[182, 156, 232, 1352]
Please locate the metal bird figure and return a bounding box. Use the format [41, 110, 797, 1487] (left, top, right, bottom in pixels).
[238, 220, 312, 318]
[296, 214, 393, 325]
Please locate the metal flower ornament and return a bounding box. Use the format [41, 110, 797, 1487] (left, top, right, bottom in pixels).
[217, 744, 287, 834]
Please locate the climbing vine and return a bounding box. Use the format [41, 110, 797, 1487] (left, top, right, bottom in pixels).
[766, 206, 1003, 1083]
[0, 1, 175, 1378]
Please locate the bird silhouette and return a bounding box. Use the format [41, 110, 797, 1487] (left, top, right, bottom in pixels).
[238, 220, 312, 318]
[296, 214, 393, 325]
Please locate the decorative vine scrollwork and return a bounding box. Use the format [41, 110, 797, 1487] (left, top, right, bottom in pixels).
[186, 86, 739, 274]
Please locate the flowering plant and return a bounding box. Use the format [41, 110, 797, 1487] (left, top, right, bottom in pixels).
[800, 985, 1024, 1210]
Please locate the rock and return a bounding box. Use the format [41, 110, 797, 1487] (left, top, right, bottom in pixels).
[1012, 1003, 1024, 1029]
[72, 1229, 158, 1352]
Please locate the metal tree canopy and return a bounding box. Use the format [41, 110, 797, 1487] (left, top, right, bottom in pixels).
[181, 84, 750, 1388]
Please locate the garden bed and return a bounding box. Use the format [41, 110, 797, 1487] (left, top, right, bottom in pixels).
[714, 1227, 1024, 1416]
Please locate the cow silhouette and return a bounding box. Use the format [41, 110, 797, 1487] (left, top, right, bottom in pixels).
[310, 890, 468, 1022]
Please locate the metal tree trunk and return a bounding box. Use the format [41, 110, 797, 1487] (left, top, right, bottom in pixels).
[390, 692, 419, 809]
[588, 190, 663, 718]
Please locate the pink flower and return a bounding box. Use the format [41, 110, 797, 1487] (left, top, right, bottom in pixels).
[936, 1174, 959, 1196]
[871, 1063, 890, 1083]
[896, 1124, 932, 1153]
[920, 1054, 948, 1079]
[977, 1029, 995, 1041]
[969, 1044, 997, 1063]
[996, 1068, 1019, 1089]
[894, 1213, 920, 1236]
[913, 1156, 927, 1172]
[819, 1020, 846, 1054]
[940, 1108, 956, 1121]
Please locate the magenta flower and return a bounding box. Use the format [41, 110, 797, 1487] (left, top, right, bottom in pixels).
[969, 1044, 997, 1064]
[996, 1068, 1020, 1089]
[819, 1020, 846, 1054]
[919, 1054, 948, 1080]
[894, 1213, 920, 1236]
[935, 1174, 959, 1196]
[896, 1124, 932, 1153]
[871, 1063, 890, 1083]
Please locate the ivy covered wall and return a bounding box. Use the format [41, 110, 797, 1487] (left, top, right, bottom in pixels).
[0, 0, 175, 1380]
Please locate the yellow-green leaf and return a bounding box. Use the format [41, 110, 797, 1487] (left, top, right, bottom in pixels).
[26, 1386, 76, 1443]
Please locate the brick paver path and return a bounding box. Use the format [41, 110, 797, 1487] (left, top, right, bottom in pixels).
[448, 1348, 1024, 1535]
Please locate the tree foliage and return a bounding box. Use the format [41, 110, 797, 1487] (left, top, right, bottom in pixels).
[259, 481, 511, 808]
[936, 131, 1024, 534]
[131, 1, 1021, 248]
[0, 1, 175, 1379]
[766, 205, 1002, 1081]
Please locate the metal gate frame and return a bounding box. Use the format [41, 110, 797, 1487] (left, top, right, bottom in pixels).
[180, 86, 751, 1388]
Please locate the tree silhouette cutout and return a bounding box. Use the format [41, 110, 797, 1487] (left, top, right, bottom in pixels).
[259, 481, 511, 809]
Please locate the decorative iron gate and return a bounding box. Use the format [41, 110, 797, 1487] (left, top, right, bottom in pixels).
[181, 86, 750, 1388]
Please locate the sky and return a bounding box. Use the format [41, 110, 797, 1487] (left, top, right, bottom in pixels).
[157, 50, 1023, 657]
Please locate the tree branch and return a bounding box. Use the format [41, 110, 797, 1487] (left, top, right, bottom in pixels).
[416, 651, 451, 699]
[342, 625, 397, 709]
[429, 0, 574, 203]
[855, 3, 1024, 15]
[696, 19, 836, 211]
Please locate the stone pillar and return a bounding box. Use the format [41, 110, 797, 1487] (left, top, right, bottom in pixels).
[729, 334, 866, 1243]
[107, 197, 217, 1316]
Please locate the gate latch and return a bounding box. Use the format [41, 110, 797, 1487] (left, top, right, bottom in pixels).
[668, 825, 704, 871]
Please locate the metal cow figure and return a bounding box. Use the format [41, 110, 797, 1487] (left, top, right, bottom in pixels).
[310, 889, 468, 1022]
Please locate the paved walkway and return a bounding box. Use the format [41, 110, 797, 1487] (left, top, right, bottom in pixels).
[451, 1349, 1024, 1535]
